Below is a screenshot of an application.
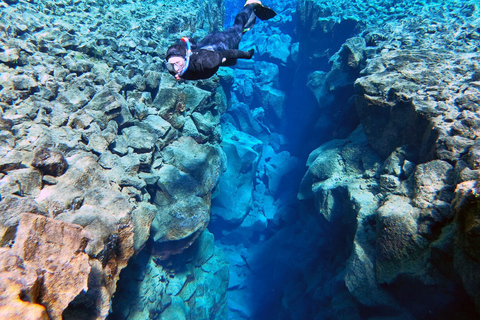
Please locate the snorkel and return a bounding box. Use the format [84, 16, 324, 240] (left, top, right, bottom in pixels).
[175, 37, 192, 80]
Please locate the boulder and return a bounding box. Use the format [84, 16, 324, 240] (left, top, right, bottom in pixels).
[0, 150, 23, 173]
[212, 124, 262, 225]
[121, 126, 155, 153]
[12, 74, 38, 91]
[0, 213, 91, 320]
[84, 87, 126, 124]
[6, 168, 42, 197]
[131, 202, 157, 252]
[31, 148, 68, 177]
[453, 181, 480, 311]
[161, 136, 223, 196]
[375, 195, 426, 284]
[150, 195, 210, 258]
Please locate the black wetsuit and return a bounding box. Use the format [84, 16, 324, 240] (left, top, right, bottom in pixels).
[178, 4, 257, 80]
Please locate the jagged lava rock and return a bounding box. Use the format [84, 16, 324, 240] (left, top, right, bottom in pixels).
[0, 213, 91, 320]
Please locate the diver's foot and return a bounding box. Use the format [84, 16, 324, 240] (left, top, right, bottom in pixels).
[253, 4, 277, 20]
[245, 0, 261, 6]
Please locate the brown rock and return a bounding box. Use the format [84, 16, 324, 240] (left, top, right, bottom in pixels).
[31, 148, 68, 177]
[0, 249, 49, 320]
[0, 213, 91, 320]
[0, 117, 13, 131]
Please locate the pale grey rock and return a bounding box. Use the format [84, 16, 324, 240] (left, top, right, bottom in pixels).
[138, 115, 172, 139]
[87, 134, 110, 154]
[7, 168, 42, 197]
[0, 174, 20, 196]
[121, 126, 155, 153]
[182, 117, 201, 141]
[37, 152, 133, 256]
[156, 164, 199, 198]
[112, 135, 129, 156]
[138, 172, 159, 186]
[42, 175, 57, 185]
[12, 74, 38, 91]
[84, 87, 125, 122]
[0, 150, 23, 173]
[162, 136, 223, 196]
[65, 56, 94, 74]
[132, 202, 157, 252]
[191, 111, 218, 135]
[0, 117, 13, 132]
[0, 47, 19, 63]
[151, 195, 209, 244]
[375, 195, 426, 284]
[0, 131, 15, 152]
[55, 87, 90, 112]
[413, 160, 454, 209]
[0, 196, 47, 237]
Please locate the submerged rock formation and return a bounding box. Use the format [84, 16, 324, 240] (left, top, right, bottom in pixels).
[0, 0, 227, 319]
[294, 0, 480, 319]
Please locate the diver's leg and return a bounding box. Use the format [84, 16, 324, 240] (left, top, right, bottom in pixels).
[219, 48, 254, 66]
[233, 4, 256, 32]
[196, 4, 256, 51]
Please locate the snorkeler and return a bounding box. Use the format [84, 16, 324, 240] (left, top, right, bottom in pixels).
[165, 0, 276, 81]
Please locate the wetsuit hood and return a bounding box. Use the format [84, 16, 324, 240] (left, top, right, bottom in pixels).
[165, 43, 187, 60]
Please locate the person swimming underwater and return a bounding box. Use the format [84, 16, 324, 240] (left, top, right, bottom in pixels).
[165, 0, 276, 81]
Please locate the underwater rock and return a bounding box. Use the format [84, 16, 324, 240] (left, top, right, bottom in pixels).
[212, 123, 263, 225]
[31, 148, 68, 177]
[33, 152, 135, 318]
[138, 115, 173, 140]
[110, 229, 228, 320]
[121, 126, 155, 153]
[0, 149, 23, 173]
[294, 2, 480, 317]
[6, 168, 42, 197]
[149, 137, 223, 257]
[0, 0, 229, 319]
[375, 195, 425, 284]
[12, 74, 38, 92]
[131, 203, 157, 252]
[84, 87, 126, 125]
[251, 32, 292, 64]
[0, 213, 90, 320]
[453, 181, 480, 311]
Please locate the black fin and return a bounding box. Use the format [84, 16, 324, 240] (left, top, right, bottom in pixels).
[253, 4, 277, 21]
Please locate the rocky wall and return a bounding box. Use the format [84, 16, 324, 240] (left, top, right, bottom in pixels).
[297, 0, 480, 319]
[0, 0, 228, 319]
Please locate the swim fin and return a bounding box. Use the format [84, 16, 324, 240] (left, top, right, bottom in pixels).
[253, 4, 277, 20]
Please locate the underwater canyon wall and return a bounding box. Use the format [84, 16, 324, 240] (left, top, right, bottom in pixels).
[211, 0, 480, 319]
[295, 0, 480, 319]
[0, 0, 229, 319]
